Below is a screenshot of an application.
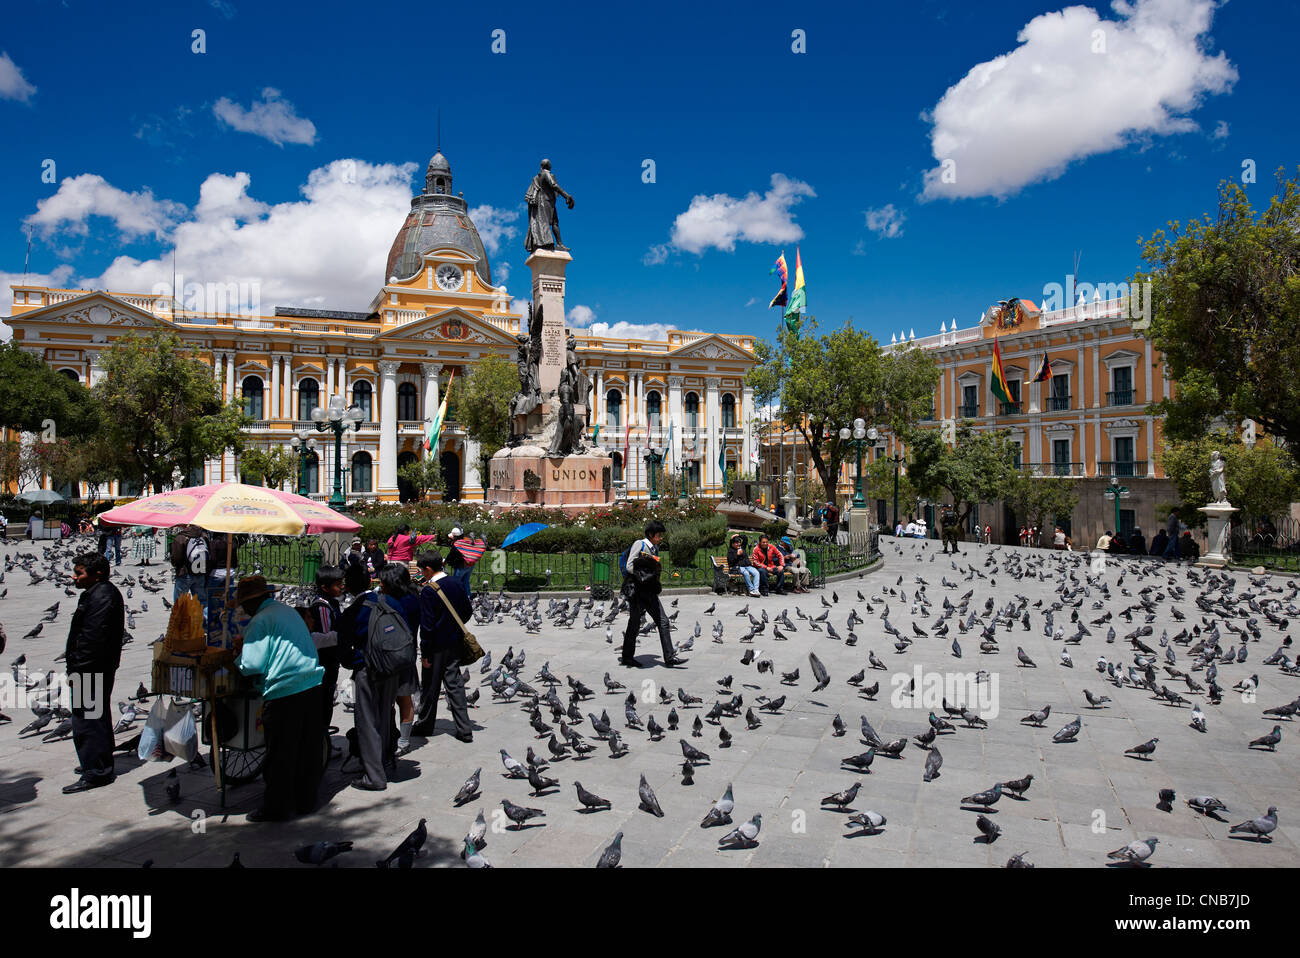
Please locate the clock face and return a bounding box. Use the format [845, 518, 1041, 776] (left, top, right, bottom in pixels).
[435, 264, 464, 292]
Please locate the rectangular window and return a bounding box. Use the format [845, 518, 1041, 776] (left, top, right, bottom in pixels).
[1114, 436, 1135, 462]
[962, 384, 977, 408]
[1011, 442, 1022, 470]
[1119, 509, 1136, 538]
[1008, 379, 1021, 403]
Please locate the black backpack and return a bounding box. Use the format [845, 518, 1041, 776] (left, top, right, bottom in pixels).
[362, 595, 415, 677]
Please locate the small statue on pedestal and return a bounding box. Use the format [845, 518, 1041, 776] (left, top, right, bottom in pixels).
[1209, 450, 1228, 504]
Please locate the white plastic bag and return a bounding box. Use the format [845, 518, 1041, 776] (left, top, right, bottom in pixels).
[163, 700, 198, 762]
[137, 697, 169, 762]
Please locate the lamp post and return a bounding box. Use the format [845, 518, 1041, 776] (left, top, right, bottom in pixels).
[292, 429, 318, 497]
[311, 394, 363, 509]
[645, 444, 663, 501]
[1104, 475, 1129, 538]
[837, 417, 870, 509]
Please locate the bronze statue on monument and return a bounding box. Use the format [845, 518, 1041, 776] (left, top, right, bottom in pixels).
[524, 159, 574, 253]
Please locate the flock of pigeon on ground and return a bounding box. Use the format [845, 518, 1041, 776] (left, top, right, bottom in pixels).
[1, 533, 1293, 867]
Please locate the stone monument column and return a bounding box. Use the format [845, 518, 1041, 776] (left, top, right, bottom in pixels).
[378, 360, 400, 494]
[270, 355, 281, 420]
[527, 249, 572, 396]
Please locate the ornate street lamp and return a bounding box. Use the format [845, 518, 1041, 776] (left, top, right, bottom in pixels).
[292, 428, 318, 497]
[311, 394, 363, 509]
[644, 442, 664, 502]
[838, 417, 870, 509]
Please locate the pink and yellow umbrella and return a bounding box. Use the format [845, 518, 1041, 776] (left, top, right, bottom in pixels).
[99, 482, 360, 535]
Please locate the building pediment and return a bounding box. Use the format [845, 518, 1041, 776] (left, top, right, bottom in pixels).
[667, 334, 753, 361]
[377, 307, 517, 346]
[10, 291, 175, 332]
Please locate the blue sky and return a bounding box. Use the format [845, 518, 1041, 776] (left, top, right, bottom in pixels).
[1, 0, 1293, 344]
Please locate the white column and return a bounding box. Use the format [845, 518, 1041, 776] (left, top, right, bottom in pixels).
[465, 437, 481, 493]
[284, 355, 294, 421]
[593, 369, 603, 435]
[340, 361, 351, 410]
[378, 360, 400, 493]
[706, 380, 720, 488]
[668, 376, 684, 470]
[984, 358, 994, 416]
[422, 362, 441, 425]
[224, 352, 235, 403]
[741, 383, 754, 475]
[87, 352, 105, 387]
[326, 354, 335, 398]
[212, 351, 222, 392]
[270, 355, 281, 420]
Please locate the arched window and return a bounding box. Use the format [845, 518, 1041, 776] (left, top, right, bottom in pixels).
[646, 390, 662, 432]
[611, 451, 624, 482]
[684, 391, 700, 430]
[721, 393, 736, 429]
[606, 388, 622, 430]
[398, 382, 418, 421]
[351, 451, 373, 493]
[59, 368, 80, 382]
[298, 378, 319, 421]
[241, 376, 263, 420]
[352, 380, 373, 421]
[303, 451, 319, 494]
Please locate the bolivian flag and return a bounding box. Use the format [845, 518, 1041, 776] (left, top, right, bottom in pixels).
[769, 253, 789, 309]
[990, 335, 1016, 407]
[784, 247, 806, 321]
[1031, 352, 1053, 383]
[424, 369, 454, 452]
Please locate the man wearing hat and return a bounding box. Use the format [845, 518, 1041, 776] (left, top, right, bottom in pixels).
[776, 536, 810, 593]
[226, 575, 326, 821]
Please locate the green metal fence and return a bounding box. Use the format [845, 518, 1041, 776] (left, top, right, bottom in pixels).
[1232, 517, 1300, 573]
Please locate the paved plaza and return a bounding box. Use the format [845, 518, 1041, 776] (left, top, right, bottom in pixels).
[1, 534, 1297, 868]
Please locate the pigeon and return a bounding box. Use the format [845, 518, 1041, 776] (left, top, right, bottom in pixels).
[596, 831, 623, 868]
[526, 764, 560, 795]
[165, 769, 181, 804]
[463, 838, 491, 868]
[976, 814, 1001, 843]
[1125, 738, 1159, 760]
[961, 783, 1003, 809]
[1189, 706, 1207, 733]
[1001, 774, 1034, 798]
[638, 773, 665, 817]
[1186, 795, 1228, 816]
[499, 749, 527, 778]
[1005, 852, 1034, 868]
[1083, 689, 1111, 709]
[820, 782, 862, 809]
[842, 749, 876, 773]
[1016, 647, 1036, 667]
[847, 810, 886, 834]
[1052, 715, 1082, 743]
[923, 747, 943, 782]
[501, 799, 546, 829]
[294, 841, 354, 865]
[460, 809, 488, 860]
[718, 813, 761, 849]
[574, 781, 612, 811]
[1249, 726, 1282, 751]
[808, 651, 830, 692]
[1229, 806, 1278, 841]
[681, 738, 709, 763]
[1107, 837, 1159, 864]
[700, 784, 736, 827]
[376, 819, 427, 867]
[1020, 705, 1051, 727]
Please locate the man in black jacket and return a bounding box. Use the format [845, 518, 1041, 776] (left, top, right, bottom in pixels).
[410, 551, 474, 742]
[63, 553, 125, 793]
[621, 520, 683, 668]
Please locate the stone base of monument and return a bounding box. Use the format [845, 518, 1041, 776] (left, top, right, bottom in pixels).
[486, 447, 614, 512]
[1197, 501, 1238, 568]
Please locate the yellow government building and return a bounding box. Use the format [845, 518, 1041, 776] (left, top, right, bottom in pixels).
[5, 150, 760, 503]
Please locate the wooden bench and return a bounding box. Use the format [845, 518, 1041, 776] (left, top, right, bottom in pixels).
[710, 556, 749, 595]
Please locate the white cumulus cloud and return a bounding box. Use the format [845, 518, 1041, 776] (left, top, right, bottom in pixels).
[213, 88, 317, 146]
[1211, 119, 1229, 140]
[586, 321, 671, 342]
[19, 159, 418, 313]
[662, 173, 815, 255]
[921, 0, 1237, 200]
[468, 204, 520, 257]
[863, 204, 905, 238]
[24, 174, 186, 241]
[567, 304, 597, 327]
[0, 52, 36, 102]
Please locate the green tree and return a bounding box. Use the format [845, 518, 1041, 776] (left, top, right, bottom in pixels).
[0, 342, 102, 439]
[397, 453, 446, 501]
[96, 330, 248, 493]
[746, 322, 939, 497]
[865, 454, 918, 520]
[459, 354, 519, 462]
[240, 446, 297, 490]
[1003, 472, 1080, 539]
[0, 439, 44, 493]
[907, 424, 1018, 530]
[1136, 168, 1300, 446]
[1160, 433, 1299, 525]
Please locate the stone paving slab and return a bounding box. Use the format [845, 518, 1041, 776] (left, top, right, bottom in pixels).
[2, 535, 1298, 868]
